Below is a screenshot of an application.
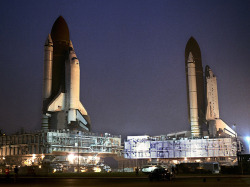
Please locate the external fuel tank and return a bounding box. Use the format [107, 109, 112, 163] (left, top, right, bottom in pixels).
[185, 37, 205, 138]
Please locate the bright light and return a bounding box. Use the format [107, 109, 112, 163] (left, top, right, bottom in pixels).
[67, 154, 76, 163]
[184, 157, 187, 161]
[81, 167, 87, 172]
[3, 157, 5, 160]
[246, 137, 250, 153]
[141, 166, 156, 173]
[148, 166, 156, 171]
[32, 154, 36, 163]
[173, 160, 178, 164]
[93, 167, 101, 172]
[41, 154, 45, 159]
[24, 159, 32, 166]
[95, 156, 100, 163]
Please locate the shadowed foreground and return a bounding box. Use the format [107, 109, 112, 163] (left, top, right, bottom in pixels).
[0, 177, 250, 187]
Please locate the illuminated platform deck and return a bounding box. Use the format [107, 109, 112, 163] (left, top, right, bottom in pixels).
[124, 135, 239, 166]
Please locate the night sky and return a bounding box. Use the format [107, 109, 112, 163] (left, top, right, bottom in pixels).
[0, 0, 249, 139]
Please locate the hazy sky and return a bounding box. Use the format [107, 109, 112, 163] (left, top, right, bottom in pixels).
[0, 0, 249, 139]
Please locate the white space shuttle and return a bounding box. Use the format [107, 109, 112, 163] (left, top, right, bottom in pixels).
[42, 16, 90, 131]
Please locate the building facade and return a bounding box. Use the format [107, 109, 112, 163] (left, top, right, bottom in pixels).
[0, 130, 122, 171]
[124, 135, 238, 166]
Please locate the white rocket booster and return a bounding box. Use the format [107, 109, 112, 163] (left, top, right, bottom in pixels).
[67, 41, 88, 125]
[187, 52, 201, 138]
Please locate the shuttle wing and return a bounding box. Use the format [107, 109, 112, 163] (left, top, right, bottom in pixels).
[48, 93, 65, 111]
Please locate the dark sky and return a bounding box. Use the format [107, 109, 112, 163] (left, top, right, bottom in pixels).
[0, 0, 249, 139]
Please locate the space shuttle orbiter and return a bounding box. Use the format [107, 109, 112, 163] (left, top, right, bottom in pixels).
[42, 16, 90, 131]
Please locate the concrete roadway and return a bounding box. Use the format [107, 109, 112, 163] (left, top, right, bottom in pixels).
[0, 176, 250, 187]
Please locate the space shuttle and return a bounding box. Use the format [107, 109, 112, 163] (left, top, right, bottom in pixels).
[42, 16, 91, 132]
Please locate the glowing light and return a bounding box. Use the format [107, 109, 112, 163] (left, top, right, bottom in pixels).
[173, 160, 178, 164]
[39, 165, 42, 168]
[24, 159, 32, 166]
[246, 136, 250, 153]
[81, 168, 86, 172]
[148, 166, 156, 172]
[93, 167, 101, 172]
[184, 157, 187, 161]
[41, 154, 45, 159]
[67, 154, 76, 163]
[32, 154, 36, 162]
[95, 156, 100, 164]
[3, 157, 5, 160]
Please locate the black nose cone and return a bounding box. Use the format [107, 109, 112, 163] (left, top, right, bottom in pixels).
[51, 16, 70, 42]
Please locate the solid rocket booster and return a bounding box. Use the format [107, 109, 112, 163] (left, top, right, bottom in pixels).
[187, 52, 201, 137]
[42, 34, 53, 129]
[43, 34, 53, 100]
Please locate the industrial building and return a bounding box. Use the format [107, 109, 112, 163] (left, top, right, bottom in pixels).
[124, 135, 238, 165]
[0, 130, 121, 172]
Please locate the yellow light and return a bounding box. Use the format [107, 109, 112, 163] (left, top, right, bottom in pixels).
[81, 168, 86, 172]
[173, 160, 178, 164]
[24, 159, 32, 166]
[93, 167, 101, 172]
